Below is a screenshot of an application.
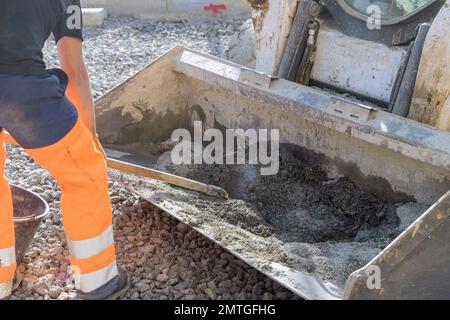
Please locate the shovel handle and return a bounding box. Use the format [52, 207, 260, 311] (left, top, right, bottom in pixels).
[107, 158, 229, 199]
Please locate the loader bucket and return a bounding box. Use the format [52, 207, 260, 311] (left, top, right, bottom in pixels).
[96, 47, 450, 300]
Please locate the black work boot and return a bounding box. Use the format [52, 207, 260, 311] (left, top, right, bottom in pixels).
[76, 267, 131, 300]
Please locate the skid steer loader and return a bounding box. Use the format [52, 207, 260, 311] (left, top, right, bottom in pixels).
[96, 0, 450, 299]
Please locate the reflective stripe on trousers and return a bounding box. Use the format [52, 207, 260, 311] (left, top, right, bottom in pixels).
[0, 281, 12, 300]
[73, 260, 118, 293]
[68, 225, 114, 260]
[0, 245, 15, 299]
[68, 225, 118, 292]
[0, 246, 15, 267]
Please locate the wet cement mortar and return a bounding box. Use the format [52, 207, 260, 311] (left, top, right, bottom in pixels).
[178, 158, 402, 286]
[109, 142, 428, 291]
[4, 17, 301, 300]
[179, 147, 398, 244]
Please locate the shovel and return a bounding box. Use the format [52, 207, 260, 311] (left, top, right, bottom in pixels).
[107, 158, 229, 199]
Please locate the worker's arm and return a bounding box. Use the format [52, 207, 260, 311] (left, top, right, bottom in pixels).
[57, 37, 96, 136]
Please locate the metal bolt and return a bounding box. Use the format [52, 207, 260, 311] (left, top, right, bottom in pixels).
[309, 1, 322, 17]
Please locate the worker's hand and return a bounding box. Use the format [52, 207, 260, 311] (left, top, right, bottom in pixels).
[94, 134, 108, 162]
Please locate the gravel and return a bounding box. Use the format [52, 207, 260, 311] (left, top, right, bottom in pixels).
[43, 16, 245, 99]
[5, 17, 299, 300]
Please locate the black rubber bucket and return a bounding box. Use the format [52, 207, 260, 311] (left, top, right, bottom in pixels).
[12, 185, 50, 263]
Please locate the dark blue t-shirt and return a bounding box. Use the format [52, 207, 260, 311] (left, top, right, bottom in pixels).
[0, 0, 83, 75]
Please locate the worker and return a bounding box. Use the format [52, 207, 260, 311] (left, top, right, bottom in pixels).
[0, 0, 130, 299]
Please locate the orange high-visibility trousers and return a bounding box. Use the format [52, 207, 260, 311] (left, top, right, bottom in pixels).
[0, 120, 118, 298]
[0, 138, 15, 298]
